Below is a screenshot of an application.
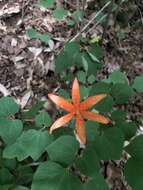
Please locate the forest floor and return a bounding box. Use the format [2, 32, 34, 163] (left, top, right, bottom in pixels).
[0, 0, 143, 189]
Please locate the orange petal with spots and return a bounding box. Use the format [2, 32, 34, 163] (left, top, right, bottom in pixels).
[80, 94, 107, 110]
[72, 78, 80, 108]
[48, 93, 74, 112]
[75, 114, 86, 145]
[81, 111, 110, 124]
[49, 113, 74, 134]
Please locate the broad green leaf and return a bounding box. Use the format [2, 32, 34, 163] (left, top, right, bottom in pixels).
[125, 135, 143, 161]
[64, 42, 81, 66]
[80, 86, 89, 100]
[108, 70, 128, 84]
[58, 89, 70, 99]
[111, 110, 126, 122]
[38, 0, 54, 8]
[89, 82, 111, 95]
[72, 10, 84, 22]
[77, 71, 86, 83]
[67, 19, 75, 26]
[3, 159, 17, 170]
[111, 83, 133, 104]
[14, 186, 30, 190]
[0, 119, 23, 145]
[17, 165, 33, 184]
[88, 43, 103, 60]
[124, 158, 143, 190]
[0, 168, 14, 185]
[55, 42, 81, 73]
[46, 135, 79, 165]
[22, 101, 45, 119]
[3, 129, 53, 161]
[82, 52, 101, 75]
[132, 75, 143, 92]
[85, 121, 99, 142]
[39, 33, 50, 43]
[94, 127, 124, 160]
[0, 97, 19, 117]
[87, 75, 96, 84]
[55, 52, 68, 72]
[27, 28, 39, 39]
[53, 7, 68, 20]
[0, 185, 14, 190]
[35, 112, 51, 128]
[94, 96, 114, 113]
[84, 174, 109, 190]
[116, 122, 137, 140]
[75, 144, 100, 177]
[31, 161, 82, 190]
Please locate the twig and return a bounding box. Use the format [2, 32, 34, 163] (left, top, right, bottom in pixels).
[70, 1, 111, 42]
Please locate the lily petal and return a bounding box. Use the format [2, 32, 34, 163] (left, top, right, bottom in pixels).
[49, 113, 74, 134]
[75, 114, 86, 145]
[80, 94, 107, 110]
[48, 93, 74, 112]
[81, 111, 110, 124]
[72, 78, 80, 108]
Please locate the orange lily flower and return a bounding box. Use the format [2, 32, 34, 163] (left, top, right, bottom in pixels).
[48, 78, 110, 145]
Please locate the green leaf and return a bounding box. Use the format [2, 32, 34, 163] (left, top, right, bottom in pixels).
[116, 122, 137, 140]
[35, 112, 51, 128]
[58, 89, 70, 99]
[125, 135, 143, 161]
[88, 43, 103, 60]
[89, 82, 111, 95]
[17, 165, 33, 184]
[27, 28, 39, 39]
[132, 75, 143, 92]
[55, 42, 81, 73]
[14, 186, 30, 190]
[108, 70, 128, 84]
[3, 129, 53, 161]
[75, 144, 100, 177]
[64, 42, 81, 65]
[38, 0, 54, 8]
[111, 110, 126, 122]
[22, 101, 45, 119]
[124, 158, 143, 190]
[55, 52, 68, 72]
[0, 97, 19, 117]
[87, 75, 96, 84]
[111, 83, 133, 104]
[72, 10, 84, 22]
[31, 161, 82, 190]
[67, 19, 75, 26]
[39, 33, 50, 43]
[0, 185, 14, 190]
[82, 52, 101, 75]
[85, 121, 99, 142]
[46, 135, 79, 165]
[0, 119, 23, 145]
[84, 174, 109, 190]
[94, 127, 124, 160]
[53, 7, 68, 20]
[94, 96, 114, 113]
[0, 168, 14, 185]
[3, 158, 17, 170]
[80, 86, 89, 100]
[77, 71, 86, 83]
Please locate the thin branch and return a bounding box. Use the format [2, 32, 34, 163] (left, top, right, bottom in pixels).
[70, 1, 111, 42]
